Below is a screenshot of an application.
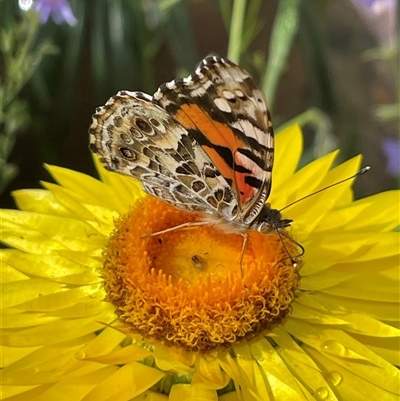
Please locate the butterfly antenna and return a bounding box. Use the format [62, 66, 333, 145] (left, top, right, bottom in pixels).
[279, 166, 370, 213]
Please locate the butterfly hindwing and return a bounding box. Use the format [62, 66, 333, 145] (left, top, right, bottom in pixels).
[89, 90, 239, 217]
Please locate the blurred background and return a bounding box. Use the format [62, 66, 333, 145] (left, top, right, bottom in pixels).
[1, 0, 398, 209]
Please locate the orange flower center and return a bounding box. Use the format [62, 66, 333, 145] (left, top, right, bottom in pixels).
[103, 196, 302, 352]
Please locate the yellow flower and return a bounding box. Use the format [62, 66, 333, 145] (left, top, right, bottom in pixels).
[1, 125, 399, 401]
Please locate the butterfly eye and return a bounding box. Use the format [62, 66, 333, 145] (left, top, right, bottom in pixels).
[120, 148, 137, 160]
[258, 222, 273, 234]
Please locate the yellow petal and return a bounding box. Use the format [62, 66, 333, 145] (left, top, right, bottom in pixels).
[81, 362, 164, 401]
[2, 334, 97, 383]
[78, 326, 127, 357]
[301, 232, 399, 276]
[12, 188, 73, 217]
[192, 354, 230, 389]
[131, 391, 169, 401]
[13, 285, 104, 312]
[93, 155, 145, 205]
[1, 210, 106, 255]
[153, 346, 195, 375]
[2, 311, 57, 328]
[2, 305, 114, 347]
[338, 313, 399, 337]
[169, 384, 218, 401]
[284, 154, 361, 234]
[45, 164, 129, 214]
[273, 125, 303, 191]
[309, 292, 399, 322]
[251, 337, 308, 399]
[349, 335, 400, 366]
[0, 258, 29, 283]
[217, 352, 249, 391]
[85, 344, 152, 365]
[290, 303, 350, 326]
[42, 182, 118, 235]
[1, 249, 96, 279]
[1, 278, 64, 309]
[301, 271, 356, 291]
[305, 344, 400, 398]
[1, 344, 40, 368]
[286, 319, 398, 389]
[37, 366, 119, 401]
[270, 150, 339, 210]
[42, 182, 99, 220]
[316, 190, 400, 233]
[1, 384, 45, 400]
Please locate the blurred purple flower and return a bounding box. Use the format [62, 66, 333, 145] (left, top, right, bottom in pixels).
[35, 0, 77, 26]
[351, 0, 397, 47]
[382, 137, 400, 176]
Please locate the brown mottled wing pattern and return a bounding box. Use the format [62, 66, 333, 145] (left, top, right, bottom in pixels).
[89, 91, 238, 219]
[153, 56, 274, 226]
[89, 56, 274, 228]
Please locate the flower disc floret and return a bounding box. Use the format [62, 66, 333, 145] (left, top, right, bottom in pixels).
[103, 196, 301, 352]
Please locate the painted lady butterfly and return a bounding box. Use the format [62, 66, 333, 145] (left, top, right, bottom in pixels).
[89, 56, 295, 263]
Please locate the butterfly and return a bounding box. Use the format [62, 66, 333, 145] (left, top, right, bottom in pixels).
[89, 56, 296, 265]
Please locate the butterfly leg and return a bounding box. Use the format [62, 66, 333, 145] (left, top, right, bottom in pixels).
[140, 221, 209, 239]
[276, 229, 305, 267]
[239, 232, 248, 278]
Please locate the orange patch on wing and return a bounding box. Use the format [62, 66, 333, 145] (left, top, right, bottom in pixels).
[178, 104, 241, 148]
[234, 152, 257, 205]
[174, 103, 240, 180]
[236, 173, 256, 204]
[202, 147, 235, 184]
[174, 103, 260, 207]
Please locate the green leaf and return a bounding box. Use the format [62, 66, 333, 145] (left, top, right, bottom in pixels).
[227, 0, 247, 62]
[262, 0, 300, 109]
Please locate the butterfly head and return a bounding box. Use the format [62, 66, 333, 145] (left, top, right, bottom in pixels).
[255, 203, 293, 234]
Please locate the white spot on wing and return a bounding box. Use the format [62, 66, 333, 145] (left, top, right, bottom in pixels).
[222, 90, 235, 100]
[202, 80, 213, 90]
[190, 86, 207, 97]
[235, 89, 244, 98]
[231, 120, 266, 142]
[214, 97, 232, 113]
[166, 81, 176, 90]
[234, 151, 267, 195]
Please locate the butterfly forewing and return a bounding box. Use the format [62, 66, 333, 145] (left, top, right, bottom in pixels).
[153, 57, 274, 225]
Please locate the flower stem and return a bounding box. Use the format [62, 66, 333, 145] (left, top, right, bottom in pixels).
[227, 0, 247, 63]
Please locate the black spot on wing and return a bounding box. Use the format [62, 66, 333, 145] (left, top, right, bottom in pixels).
[187, 129, 234, 168]
[233, 164, 252, 174]
[244, 175, 263, 189]
[214, 189, 223, 201]
[176, 162, 200, 175]
[203, 165, 221, 178]
[237, 147, 274, 171]
[192, 180, 206, 192]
